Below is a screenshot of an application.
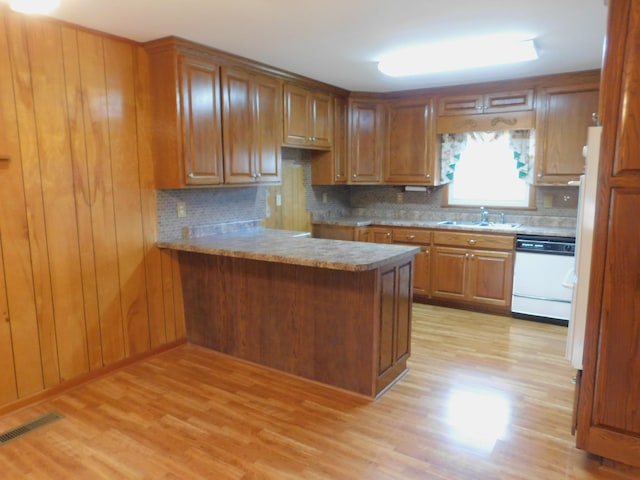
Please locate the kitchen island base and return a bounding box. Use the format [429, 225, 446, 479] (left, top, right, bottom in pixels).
[177, 252, 414, 398]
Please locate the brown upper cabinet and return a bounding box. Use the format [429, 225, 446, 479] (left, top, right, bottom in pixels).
[436, 89, 534, 133]
[311, 95, 349, 185]
[534, 82, 600, 185]
[146, 41, 224, 188]
[221, 67, 282, 184]
[385, 96, 440, 185]
[283, 84, 333, 150]
[438, 90, 534, 115]
[349, 99, 385, 184]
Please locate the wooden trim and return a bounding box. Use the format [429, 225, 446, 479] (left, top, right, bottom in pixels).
[0, 339, 186, 417]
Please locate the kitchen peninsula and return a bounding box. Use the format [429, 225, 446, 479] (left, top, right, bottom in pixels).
[158, 228, 419, 398]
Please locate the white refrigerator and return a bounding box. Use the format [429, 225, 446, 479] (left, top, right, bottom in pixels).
[565, 126, 602, 370]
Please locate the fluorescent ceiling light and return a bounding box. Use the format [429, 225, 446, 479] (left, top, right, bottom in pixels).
[10, 0, 60, 14]
[378, 35, 538, 77]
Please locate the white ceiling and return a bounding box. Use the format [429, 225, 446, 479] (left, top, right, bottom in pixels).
[11, 0, 608, 92]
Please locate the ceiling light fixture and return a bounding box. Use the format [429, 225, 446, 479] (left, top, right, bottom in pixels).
[9, 0, 60, 14]
[377, 34, 538, 77]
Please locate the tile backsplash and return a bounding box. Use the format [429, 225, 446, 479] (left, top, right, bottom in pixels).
[156, 150, 578, 240]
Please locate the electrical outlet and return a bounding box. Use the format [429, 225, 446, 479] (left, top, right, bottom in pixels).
[396, 192, 404, 203]
[543, 195, 553, 208]
[322, 192, 328, 204]
[176, 201, 187, 218]
[276, 193, 282, 206]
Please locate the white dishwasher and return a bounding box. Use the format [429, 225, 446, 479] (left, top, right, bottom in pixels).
[511, 235, 576, 326]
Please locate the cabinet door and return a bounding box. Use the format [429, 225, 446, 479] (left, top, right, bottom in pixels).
[283, 84, 310, 146]
[310, 95, 348, 185]
[576, 0, 640, 467]
[430, 246, 467, 301]
[467, 249, 513, 307]
[310, 92, 333, 149]
[413, 247, 430, 296]
[253, 74, 281, 183]
[437, 94, 483, 116]
[222, 67, 253, 183]
[385, 98, 435, 184]
[483, 90, 533, 113]
[180, 56, 224, 185]
[350, 101, 383, 183]
[333, 96, 348, 183]
[371, 227, 393, 244]
[222, 69, 281, 184]
[355, 226, 372, 242]
[535, 84, 600, 184]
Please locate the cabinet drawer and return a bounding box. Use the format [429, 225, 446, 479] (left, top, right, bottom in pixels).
[433, 231, 514, 250]
[392, 228, 432, 245]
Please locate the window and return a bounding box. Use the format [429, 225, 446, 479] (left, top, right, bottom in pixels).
[441, 130, 534, 208]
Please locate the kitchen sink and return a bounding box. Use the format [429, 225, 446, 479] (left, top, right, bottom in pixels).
[437, 220, 521, 229]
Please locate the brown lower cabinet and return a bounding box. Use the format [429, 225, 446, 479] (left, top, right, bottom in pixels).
[430, 231, 514, 312]
[315, 224, 515, 313]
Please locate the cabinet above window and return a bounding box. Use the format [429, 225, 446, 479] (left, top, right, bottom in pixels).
[436, 89, 534, 134]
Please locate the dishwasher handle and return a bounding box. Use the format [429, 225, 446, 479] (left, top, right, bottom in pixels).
[562, 267, 577, 289]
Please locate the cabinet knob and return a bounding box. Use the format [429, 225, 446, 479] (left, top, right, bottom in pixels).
[386, 232, 391, 237]
[470, 254, 475, 259]
[352, 174, 357, 178]
[537, 172, 543, 179]
[425, 248, 430, 255]
[406, 234, 415, 240]
[256, 173, 261, 178]
[465, 253, 470, 259]
[467, 239, 477, 245]
[425, 174, 431, 179]
[188, 173, 195, 178]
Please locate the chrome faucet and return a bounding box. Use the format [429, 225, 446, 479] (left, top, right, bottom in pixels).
[480, 206, 489, 223]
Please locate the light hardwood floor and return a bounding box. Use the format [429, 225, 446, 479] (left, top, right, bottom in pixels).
[0, 304, 634, 479]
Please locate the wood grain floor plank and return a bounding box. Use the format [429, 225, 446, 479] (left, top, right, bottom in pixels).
[0, 303, 637, 479]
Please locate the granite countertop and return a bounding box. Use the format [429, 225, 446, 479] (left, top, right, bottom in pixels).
[313, 217, 576, 238]
[158, 228, 420, 272]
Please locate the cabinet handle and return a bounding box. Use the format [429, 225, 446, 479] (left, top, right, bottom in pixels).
[467, 239, 477, 245]
[537, 172, 543, 179]
[256, 173, 261, 178]
[406, 234, 415, 240]
[188, 173, 195, 178]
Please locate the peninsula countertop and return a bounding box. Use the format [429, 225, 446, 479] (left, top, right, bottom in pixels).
[158, 228, 420, 272]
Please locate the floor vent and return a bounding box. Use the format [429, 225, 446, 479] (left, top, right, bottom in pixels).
[0, 412, 64, 446]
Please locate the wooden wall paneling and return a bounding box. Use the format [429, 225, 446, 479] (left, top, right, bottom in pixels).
[0, 238, 18, 405]
[103, 37, 151, 356]
[160, 249, 177, 342]
[4, 11, 51, 394]
[24, 17, 89, 382]
[171, 249, 186, 339]
[60, 26, 103, 372]
[76, 30, 125, 366]
[134, 45, 166, 350]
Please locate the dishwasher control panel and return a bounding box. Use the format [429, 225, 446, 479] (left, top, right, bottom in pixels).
[515, 235, 576, 255]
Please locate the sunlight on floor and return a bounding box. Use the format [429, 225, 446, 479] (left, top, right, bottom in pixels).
[446, 387, 511, 453]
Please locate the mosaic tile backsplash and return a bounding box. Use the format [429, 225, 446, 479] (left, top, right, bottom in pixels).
[156, 149, 579, 240]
